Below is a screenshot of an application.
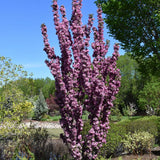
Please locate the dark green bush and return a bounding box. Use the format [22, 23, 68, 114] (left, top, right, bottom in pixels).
[109, 105, 122, 122]
[99, 123, 126, 158]
[22, 127, 70, 160]
[121, 116, 159, 138]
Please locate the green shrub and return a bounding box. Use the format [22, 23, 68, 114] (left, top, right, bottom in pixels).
[121, 116, 159, 138]
[122, 131, 155, 155]
[99, 123, 126, 158]
[122, 104, 136, 116]
[109, 106, 122, 122]
[81, 116, 160, 158]
[0, 126, 48, 160]
[99, 116, 160, 158]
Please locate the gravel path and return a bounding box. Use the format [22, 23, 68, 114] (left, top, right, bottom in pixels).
[21, 120, 61, 129]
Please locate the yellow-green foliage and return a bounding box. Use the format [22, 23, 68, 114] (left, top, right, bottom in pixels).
[0, 101, 34, 138]
[122, 131, 154, 154]
[12, 101, 34, 120]
[0, 56, 36, 158]
[0, 85, 34, 138]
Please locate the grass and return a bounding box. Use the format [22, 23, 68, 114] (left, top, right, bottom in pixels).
[120, 116, 143, 121]
[41, 114, 145, 123]
[109, 115, 144, 123]
[46, 128, 63, 139]
[41, 114, 89, 122]
[41, 115, 61, 121]
[43, 115, 144, 139]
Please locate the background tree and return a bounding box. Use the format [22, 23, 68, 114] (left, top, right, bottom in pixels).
[0, 56, 29, 87]
[0, 56, 33, 120]
[95, 0, 160, 77]
[13, 77, 55, 99]
[138, 76, 160, 115]
[0, 55, 34, 144]
[41, 77, 55, 99]
[46, 94, 59, 116]
[115, 53, 142, 114]
[32, 77, 55, 98]
[14, 78, 35, 98]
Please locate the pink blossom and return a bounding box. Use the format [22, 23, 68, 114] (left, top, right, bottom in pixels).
[41, 0, 120, 159]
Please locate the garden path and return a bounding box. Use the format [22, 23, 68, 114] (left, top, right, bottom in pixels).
[22, 120, 61, 129]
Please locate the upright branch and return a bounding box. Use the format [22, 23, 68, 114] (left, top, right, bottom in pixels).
[41, 0, 121, 159]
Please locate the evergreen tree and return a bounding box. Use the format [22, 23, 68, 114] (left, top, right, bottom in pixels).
[34, 90, 48, 120]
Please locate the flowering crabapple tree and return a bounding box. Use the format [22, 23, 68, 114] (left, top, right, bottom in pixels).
[41, 0, 121, 159]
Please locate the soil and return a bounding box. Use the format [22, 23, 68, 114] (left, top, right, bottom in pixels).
[111, 154, 159, 160]
[111, 147, 160, 160]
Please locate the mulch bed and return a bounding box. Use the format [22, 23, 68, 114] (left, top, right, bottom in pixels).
[111, 147, 160, 160]
[111, 154, 159, 160]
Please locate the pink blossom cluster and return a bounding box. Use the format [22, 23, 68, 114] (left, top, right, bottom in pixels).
[41, 0, 121, 159]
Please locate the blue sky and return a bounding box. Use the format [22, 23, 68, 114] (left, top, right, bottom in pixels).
[0, 0, 125, 79]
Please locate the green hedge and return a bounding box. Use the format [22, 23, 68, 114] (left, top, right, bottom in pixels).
[99, 123, 126, 158]
[120, 116, 159, 136]
[98, 116, 160, 158]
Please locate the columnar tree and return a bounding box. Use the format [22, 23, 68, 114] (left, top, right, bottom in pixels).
[34, 90, 48, 120]
[41, 0, 121, 159]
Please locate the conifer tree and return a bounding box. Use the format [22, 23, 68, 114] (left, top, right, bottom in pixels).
[34, 90, 48, 120]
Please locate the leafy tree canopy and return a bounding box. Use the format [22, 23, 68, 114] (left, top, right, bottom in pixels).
[138, 76, 160, 115]
[95, 0, 160, 76]
[0, 56, 34, 140]
[0, 56, 31, 87]
[115, 53, 141, 112]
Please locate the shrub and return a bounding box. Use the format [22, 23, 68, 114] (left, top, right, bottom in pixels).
[122, 103, 137, 116]
[0, 124, 71, 160]
[98, 116, 160, 158]
[13, 101, 34, 121]
[122, 116, 159, 138]
[109, 105, 122, 122]
[43, 139, 71, 160]
[122, 131, 155, 155]
[0, 126, 37, 160]
[99, 123, 126, 158]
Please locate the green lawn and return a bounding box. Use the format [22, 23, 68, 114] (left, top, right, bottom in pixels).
[46, 128, 63, 139]
[41, 114, 89, 122]
[41, 115, 61, 121]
